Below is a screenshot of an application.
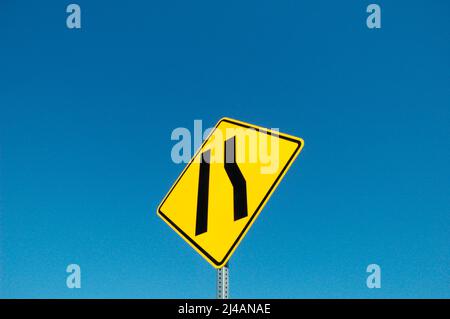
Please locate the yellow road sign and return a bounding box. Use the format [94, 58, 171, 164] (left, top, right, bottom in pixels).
[157, 118, 304, 268]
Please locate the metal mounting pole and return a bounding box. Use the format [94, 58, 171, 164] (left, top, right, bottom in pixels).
[217, 263, 229, 299]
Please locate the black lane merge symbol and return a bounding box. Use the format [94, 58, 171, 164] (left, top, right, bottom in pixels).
[195, 136, 248, 236]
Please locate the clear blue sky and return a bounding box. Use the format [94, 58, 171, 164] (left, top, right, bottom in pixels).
[0, 0, 449, 298]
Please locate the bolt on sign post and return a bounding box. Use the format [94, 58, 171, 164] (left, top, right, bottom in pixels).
[157, 118, 304, 295]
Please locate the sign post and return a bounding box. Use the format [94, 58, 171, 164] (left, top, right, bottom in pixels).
[217, 263, 229, 299]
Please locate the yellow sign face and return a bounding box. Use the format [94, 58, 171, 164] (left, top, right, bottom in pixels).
[157, 118, 304, 268]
